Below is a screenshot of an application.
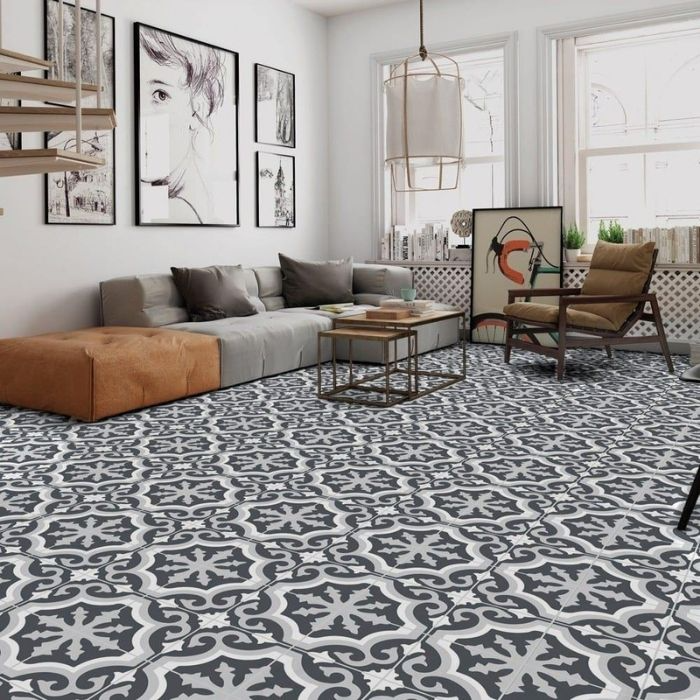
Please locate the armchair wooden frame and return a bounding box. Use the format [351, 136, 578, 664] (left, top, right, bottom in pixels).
[504, 251, 674, 380]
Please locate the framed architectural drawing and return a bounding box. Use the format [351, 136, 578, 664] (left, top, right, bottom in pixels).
[257, 152, 295, 228]
[135, 23, 239, 226]
[44, 0, 115, 225]
[470, 207, 563, 345]
[255, 64, 295, 148]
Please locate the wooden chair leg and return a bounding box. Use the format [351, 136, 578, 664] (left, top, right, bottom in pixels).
[556, 315, 567, 381]
[678, 463, 700, 530]
[650, 297, 674, 373]
[504, 319, 513, 364]
[604, 345, 613, 359]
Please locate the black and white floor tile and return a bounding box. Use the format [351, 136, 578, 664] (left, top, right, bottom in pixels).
[0, 345, 698, 699]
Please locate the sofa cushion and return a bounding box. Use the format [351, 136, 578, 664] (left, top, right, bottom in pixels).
[575, 241, 656, 330]
[171, 265, 262, 322]
[167, 311, 333, 387]
[253, 266, 286, 311]
[278, 254, 354, 307]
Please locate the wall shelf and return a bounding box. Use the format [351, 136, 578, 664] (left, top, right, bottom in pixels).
[0, 74, 99, 103]
[0, 149, 104, 177]
[0, 106, 116, 132]
[0, 48, 52, 74]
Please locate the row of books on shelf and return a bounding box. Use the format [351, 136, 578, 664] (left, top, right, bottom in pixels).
[624, 227, 700, 264]
[380, 225, 450, 262]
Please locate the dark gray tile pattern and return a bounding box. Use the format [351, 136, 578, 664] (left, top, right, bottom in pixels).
[0, 345, 697, 699]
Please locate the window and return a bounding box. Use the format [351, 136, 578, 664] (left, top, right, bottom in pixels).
[381, 45, 508, 249]
[559, 22, 700, 240]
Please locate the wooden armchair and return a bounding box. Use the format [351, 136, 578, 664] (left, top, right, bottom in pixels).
[503, 241, 674, 380]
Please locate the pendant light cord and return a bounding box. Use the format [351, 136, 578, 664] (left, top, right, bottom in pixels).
[419, 0, 427, 60]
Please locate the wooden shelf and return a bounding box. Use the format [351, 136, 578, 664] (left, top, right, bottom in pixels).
[368, 259, 700, 271]
[0, 149, 104, 177]
[0, 48, 53, 74]
[0, 74, 100, 103]
[0, 106, 116, 132]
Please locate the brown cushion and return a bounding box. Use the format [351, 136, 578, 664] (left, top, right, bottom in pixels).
[0, 327, 220, 422]
[278, 253, 354, 307]
[574, 241, 656, 330]
[503, 301, 618, 331]
[171, 265, 261, 322]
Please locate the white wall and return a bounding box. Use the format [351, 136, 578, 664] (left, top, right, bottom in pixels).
[327, 0, 695, 263]
[0, 0, 328, 338]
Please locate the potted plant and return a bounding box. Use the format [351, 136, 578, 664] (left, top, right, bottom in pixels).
[598, 220, 625, 243]
[564, 224, 586, 263]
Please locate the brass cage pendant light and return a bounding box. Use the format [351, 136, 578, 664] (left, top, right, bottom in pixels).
[385, 0, 464, 192]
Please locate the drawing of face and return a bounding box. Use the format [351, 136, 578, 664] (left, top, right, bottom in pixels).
[140, 55, 200, 174]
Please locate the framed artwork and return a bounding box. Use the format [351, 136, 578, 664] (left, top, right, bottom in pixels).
[0, 97, 21, 152]
[135, 23, 239, 227]
[44, 0, 115, 225]
[255, 63, 295, 148]
[257, 151, 295, 228]
[470, 207, 563, 345]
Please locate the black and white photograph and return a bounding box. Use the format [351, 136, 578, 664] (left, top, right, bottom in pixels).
[256, 63, 295, 148]
[257, 151, 295, 228]
[44, 0, 115, 225]
[135, 23, 239, 227]
[0, 97, 21, 152]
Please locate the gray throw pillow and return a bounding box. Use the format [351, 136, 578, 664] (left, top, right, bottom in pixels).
[170, 265, 259, 322]
[278, 254, 354, 307]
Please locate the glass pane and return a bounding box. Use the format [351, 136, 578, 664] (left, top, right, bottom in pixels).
[586, 153, 644, 233]
[462, 59, 505, 157]
[648, 150, 700, 224]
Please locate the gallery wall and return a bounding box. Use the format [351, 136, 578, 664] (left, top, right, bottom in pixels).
[0, 0, 328, 337]
[326, 0, 692, 263]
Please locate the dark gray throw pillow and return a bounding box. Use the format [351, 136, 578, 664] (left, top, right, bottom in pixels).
[170, 265, 259, 322]
[278, 254, 354, 307]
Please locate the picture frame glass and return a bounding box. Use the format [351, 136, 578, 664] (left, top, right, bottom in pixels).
[256, 64, 295, 148]
[136, 24, 239, 226]
[470, 207, 563, 345]
[257, 152, 295, 228]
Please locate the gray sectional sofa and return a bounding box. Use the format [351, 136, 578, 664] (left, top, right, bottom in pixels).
[99, 263, 459, 389]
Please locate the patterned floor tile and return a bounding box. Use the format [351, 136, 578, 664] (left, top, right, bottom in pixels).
[0, 677, 42, 699]
[0, 505, 179, 570]
[94, 626, 371, 699]
[0, 580, 198, 699]
[99, 529, 301, 614]
[326, 513, 508, 592]
[225, 562, 450, 673]
[0, 554, 71, 613]
[640, 653, 700, 699]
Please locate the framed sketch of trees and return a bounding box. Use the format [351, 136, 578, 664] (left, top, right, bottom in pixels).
[255, 64, 295, 149]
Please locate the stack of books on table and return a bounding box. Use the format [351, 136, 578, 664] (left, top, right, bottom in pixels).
[379, 299, 435, 317]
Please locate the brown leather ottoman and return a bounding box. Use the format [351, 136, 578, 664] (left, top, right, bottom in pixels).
[0, 327, 220, 421]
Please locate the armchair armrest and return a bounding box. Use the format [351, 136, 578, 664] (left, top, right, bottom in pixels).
[507, 287, 581, 303]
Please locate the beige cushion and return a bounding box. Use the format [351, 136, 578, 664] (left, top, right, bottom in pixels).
[572, 241, 656, 330]
[503, 301, 618, 331]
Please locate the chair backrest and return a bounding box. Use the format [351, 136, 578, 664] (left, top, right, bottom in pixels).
[578, 241, 657, 330]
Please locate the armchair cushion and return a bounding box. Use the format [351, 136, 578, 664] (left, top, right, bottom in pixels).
[573, 241, 656, 329]
[503, 301, 618, 331]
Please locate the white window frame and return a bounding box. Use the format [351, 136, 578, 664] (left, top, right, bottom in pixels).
[537, 3, 700, 230]
[370, 33, 519, 257]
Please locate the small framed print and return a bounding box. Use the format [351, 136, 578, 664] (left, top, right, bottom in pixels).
[255, 63, 295, 148]
[257, 152, 295, 228]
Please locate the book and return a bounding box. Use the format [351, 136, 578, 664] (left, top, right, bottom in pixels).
[318, 303, 355, 314]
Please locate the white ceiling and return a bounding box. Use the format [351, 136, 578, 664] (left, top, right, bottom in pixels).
[295, 0, 407, 18]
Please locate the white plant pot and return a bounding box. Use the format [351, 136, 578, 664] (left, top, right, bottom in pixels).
[565, 248, 581, 263]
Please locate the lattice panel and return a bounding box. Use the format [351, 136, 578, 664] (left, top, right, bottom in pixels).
[406, 264, 700, 344]
[412, 265, 471, 311]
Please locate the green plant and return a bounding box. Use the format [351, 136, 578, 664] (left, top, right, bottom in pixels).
[564, 224, 586, 250]
[598, 220, 625, 244]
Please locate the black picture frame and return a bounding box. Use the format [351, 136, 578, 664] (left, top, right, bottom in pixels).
[255, 63, 296, 149]
[43, 0, 116, 226]
[134, 22, 240, 227]
[469, 206, 564, 345]
[256, 151, 296, 229]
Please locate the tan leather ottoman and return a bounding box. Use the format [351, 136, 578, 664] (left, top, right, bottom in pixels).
[0, 327, 220, 421]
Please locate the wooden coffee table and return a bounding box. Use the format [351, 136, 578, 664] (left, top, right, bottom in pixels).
[324, 309, 466, 403]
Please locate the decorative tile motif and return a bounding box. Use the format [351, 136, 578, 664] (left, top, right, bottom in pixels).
[0, 345, 697, 699]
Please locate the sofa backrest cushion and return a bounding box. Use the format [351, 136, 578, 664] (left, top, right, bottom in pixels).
[253, 266, 286, 311]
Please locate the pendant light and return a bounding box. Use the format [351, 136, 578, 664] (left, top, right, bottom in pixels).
[385, 0, 464, 192]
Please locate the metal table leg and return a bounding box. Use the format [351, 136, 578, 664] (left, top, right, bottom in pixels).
[678, 464, 700, 530]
